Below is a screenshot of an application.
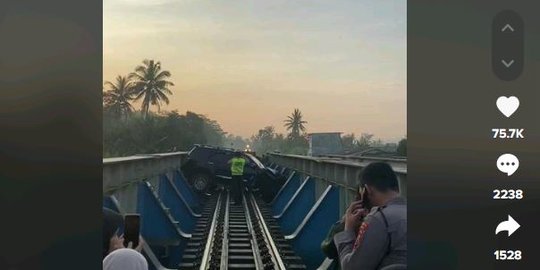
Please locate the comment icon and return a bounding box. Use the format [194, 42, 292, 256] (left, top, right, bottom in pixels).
[497, 153, 519, 176]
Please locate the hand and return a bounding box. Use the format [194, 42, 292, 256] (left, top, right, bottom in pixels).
[126, 236, 145, 253]
[344, 201, 368, 231]
[108, 235, 125, 253]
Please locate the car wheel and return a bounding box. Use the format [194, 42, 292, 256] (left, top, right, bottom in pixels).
[192, 173, 210, 192]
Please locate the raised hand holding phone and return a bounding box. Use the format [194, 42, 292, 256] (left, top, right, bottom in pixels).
[345, 200, 368, 231]
[108, 234, 125, 254]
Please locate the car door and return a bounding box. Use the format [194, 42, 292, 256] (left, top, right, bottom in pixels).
[210, 151, 233, 179]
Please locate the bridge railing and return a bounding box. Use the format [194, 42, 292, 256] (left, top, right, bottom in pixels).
[265, 153, 407, 214]
[314, 154, 406, 168]
[103, 151, 407, 215]
[103, 152, 188, 212]
[265, 153, 407, 191]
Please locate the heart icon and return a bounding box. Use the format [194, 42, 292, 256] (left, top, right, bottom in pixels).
[496, 96, 519, 118]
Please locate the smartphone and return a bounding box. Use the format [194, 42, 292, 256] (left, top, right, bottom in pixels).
[355, 185, 365, 202]
[356, 185, 372, 211]
[123, 214, 140, 248]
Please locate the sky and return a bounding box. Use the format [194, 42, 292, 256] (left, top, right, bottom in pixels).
[104, 0, 406, 142]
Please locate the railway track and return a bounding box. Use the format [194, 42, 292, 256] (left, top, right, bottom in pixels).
[180, 190, 306, 270]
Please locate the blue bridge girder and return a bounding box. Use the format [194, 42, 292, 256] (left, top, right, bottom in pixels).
[103, 152, 407, 270]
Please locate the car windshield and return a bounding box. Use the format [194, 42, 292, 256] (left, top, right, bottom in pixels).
[245, 153, 265, 169]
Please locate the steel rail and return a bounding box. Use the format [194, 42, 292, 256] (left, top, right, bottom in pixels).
[199, 192, 223, 270]
[249, 193, 287, 270]
[220, 192, 231, 270]
[242, 193, 264, 270]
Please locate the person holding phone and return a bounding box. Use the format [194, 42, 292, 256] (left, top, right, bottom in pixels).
[333, 162, 407, 270]
[103, 209, 145, 258]
[321, 184, 366, 270]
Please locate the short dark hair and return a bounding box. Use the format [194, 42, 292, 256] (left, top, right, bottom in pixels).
[359, 162, 399, 192]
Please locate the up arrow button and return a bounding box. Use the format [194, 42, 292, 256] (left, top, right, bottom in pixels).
[501, 24, 514, 32]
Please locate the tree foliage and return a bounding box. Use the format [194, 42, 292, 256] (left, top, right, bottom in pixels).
[397, 138, 407, 156]
[224, 134, 250, 150]
[102, 62, 399, 158]
[341, 132, 376, 150]
[284, 108, 307, 139]
[103, 110, 225, 157]
[341, 133, 357, 150]
[357, 133, 375, 148]
[130, 59, 174, 118]
[250, 126, 282, 154]
[103, 75, 135, 118]
[250, 125, 308, 155]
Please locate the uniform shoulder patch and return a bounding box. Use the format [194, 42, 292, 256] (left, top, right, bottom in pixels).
[353, 222, 370, 250]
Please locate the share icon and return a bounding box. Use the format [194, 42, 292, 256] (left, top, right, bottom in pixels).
[495, 215, 520, 237]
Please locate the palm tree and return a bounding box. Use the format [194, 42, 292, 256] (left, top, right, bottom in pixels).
[284, 108, 307, 139]
[130, 59, 174, 118]
[103, 75, 135, 118]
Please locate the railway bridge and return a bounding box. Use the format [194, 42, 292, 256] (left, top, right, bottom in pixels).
[103, 152, 407, 270]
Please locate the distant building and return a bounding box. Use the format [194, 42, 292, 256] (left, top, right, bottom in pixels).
[307, 132, 343, 156]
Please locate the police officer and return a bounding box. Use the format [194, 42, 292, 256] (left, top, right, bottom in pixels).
[333, 162, 407, 270]
[228, 151, 247, 204]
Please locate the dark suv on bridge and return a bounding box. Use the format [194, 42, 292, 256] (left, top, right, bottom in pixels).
[181, 145, 283, 199]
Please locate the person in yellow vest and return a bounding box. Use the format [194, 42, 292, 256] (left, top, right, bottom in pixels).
[228, 151, 247, 204]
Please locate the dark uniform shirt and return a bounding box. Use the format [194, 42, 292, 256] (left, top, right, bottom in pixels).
[333, 197, 407, 270]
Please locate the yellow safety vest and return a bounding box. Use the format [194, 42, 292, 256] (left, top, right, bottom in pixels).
[230, 157, 246, 176]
